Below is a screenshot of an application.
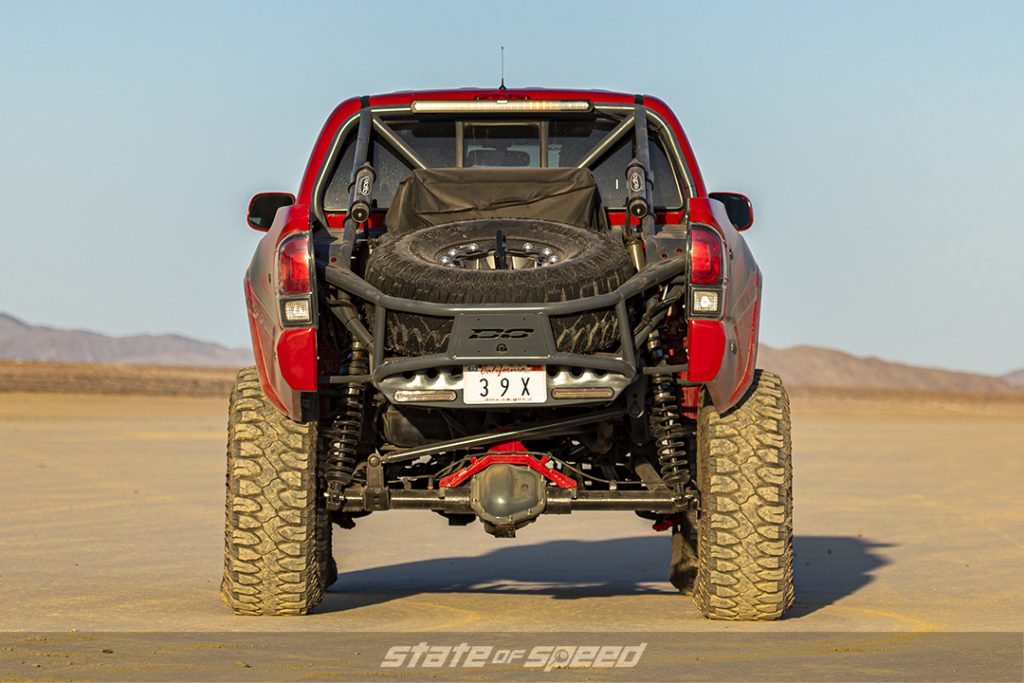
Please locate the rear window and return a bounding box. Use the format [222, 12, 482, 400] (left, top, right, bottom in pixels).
[323, 116, 684, 212]
[549, 119, 681, 209]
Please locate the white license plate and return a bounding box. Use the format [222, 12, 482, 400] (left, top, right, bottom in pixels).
[463, 365, 547, 404]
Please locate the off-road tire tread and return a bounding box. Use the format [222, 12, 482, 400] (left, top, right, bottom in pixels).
[221, 367, 326, 616]
[693, 370, 794, 620]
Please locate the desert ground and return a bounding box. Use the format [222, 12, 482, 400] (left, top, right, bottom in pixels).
[1, 371, 1022, 680]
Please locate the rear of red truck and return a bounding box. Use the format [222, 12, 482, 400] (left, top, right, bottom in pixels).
[223, 89, 793, 621]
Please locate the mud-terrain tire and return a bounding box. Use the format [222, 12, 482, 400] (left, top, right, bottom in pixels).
[221, 367, 329, 616]
[364, 219, 634, 356]
[693, 370, 794, 620]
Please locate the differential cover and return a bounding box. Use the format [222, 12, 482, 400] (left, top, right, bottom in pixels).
[469, 464, 547, 537]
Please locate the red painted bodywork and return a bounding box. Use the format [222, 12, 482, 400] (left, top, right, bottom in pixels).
[277, 329, 317, 392]
[244, 88, 761, 419]
[681, 198, 763, 409]
[244, 203, 317, 418]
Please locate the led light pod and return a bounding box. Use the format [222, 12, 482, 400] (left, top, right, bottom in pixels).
[691, 289, 721, 314]
[394, 390, 458, 403]
[283, 298, 312, 323]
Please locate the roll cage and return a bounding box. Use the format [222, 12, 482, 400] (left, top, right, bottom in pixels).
[312, 98, 700, 418]
[309, 100, 698, 230]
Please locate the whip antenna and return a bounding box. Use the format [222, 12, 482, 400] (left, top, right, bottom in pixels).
[499, 45, 506, 91]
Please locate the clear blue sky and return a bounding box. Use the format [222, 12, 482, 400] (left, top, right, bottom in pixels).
[1, 0, 1021, 374]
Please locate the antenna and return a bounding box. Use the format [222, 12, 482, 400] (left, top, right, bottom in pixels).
[499, 45, 506, 91]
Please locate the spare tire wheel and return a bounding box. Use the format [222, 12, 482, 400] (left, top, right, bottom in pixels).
[364, 219, 634, 356]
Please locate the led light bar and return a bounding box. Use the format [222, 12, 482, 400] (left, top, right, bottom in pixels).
[550, 387, 616, 400]
[394, 389, 458, 403]
[411, 100, 593, 114]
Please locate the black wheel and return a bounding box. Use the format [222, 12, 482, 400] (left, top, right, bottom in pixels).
[363, 219, 634, 355]
[692, 370, 794, 620]
[220, 367, 329, 616]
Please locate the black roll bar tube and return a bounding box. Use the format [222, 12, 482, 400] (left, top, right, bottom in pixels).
[339, 107, 375, 265]
[628, 101, 660, 242]
[575, 113, 635, 170]
[621, 101, 659, 271]
[322, 252, 686, 318]
[625, 103, 653, 218]
[371, 116, 429, 171]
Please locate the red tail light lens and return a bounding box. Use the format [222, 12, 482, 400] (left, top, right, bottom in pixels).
[279, 236, 311, 294]
[690, 226, 724, 284]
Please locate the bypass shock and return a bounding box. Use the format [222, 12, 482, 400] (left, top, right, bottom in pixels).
[646, 329, 691, 491]
[322, 341, 368, 507]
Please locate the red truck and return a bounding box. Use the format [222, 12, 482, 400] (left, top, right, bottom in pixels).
[223, 88, 793, 620]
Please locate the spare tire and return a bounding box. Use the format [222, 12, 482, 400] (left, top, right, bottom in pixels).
[364, 219, 634, 356]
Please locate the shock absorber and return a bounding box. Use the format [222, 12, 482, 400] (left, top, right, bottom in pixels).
[646, 329, 691, 491]
[322, 341, 368, 506]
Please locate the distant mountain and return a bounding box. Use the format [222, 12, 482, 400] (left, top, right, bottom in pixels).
[758, 345, 1021, 394]
[0, 313, 252, 367]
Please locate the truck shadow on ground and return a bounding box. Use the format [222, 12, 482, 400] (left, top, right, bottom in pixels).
[319, 535, 890, 618]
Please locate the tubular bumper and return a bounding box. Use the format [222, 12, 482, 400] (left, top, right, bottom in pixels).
[319, 253, 692, 406]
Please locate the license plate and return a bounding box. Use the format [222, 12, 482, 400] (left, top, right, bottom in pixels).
[463, 365, 547, 404]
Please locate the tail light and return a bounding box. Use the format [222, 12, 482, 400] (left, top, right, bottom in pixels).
[279, 236, 311, 294]
[689, 225, 725, 319]
[690, 225, 724, 284]
[278, 235, 313, 326]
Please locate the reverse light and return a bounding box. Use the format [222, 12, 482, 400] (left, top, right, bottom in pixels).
[279, 236, 311, 294]
[690, 226, 724, 285]
[283, 299, 312, 323]
[411, 100, 592, 114]
[691, 289, 721, 315]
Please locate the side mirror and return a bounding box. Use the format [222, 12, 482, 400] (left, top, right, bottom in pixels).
[247, 192, 295, 231]
[709, 192, 754, 231]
